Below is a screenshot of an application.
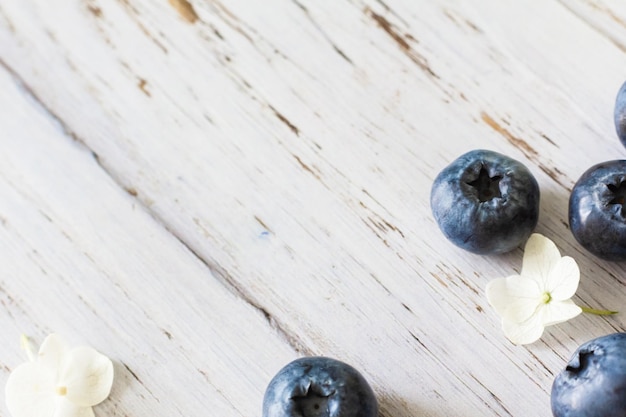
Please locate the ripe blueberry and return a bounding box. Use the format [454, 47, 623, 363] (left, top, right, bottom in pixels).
[552, 333, 626, 417]
[430, 149, 540, 254]
[614, 81, 626, 148]
[569, 160, 626, 261]
[262, 357, 378, 417]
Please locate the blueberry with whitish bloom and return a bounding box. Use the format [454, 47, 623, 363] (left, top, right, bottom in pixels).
[569, 160, 626, 261]
[430, 149, 540, 254]
[262, 357, 378, 417]
[552, 333, 626, 417]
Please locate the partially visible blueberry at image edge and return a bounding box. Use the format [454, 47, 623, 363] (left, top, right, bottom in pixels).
[569, 160, 626, 261]
[614, 81, 626, 148]
[262, 356, 378, 417]
[430, 149, 540, 255]
[552, 333, 626, 417]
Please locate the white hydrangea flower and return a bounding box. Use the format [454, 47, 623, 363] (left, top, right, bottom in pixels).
[486, 233, 583, 345]
[5, 334, 114, 417]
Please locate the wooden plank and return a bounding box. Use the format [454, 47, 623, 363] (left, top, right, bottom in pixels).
[1, 0, 626, 416]
[0, 65, 298, 417]
[558, 0, 626, 54]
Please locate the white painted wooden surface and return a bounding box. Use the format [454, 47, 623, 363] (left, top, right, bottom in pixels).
[1, 1, 626, 416]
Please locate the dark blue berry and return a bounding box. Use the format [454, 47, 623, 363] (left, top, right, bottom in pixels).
[552, 333, 626, 417]
[262, 357, 378, 417]
[430, 149, 540, 254]
[569, 160, 626, 261]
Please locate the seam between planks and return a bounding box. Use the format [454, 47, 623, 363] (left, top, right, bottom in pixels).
[0, 56, 312, 359]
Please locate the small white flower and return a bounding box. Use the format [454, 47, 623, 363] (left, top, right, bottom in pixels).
[5, 334, 114, 417]
[486, 233, 582, 345]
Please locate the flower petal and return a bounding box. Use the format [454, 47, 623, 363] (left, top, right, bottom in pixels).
[501, 312, 545, 345]
[5, 362, 56, 417]
[520, 233, 561, 287]
[486, 275, 542, 322]
[545, 256, 580, 300]
[53, 398, 95, 417]
[38, 333, 70, 371]
[58, 347, 114, 407]
[540, 299, 583, 327]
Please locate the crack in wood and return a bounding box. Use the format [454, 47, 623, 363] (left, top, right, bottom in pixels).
[538, 131, 559, 148]
[358, 200, 405, 237]
[433, 263, 480, 296]
[430, 271, 448, 288]
[469, 373, 513, 417]
[207, 0, 254, 43]
[527, 350, 554, 377]
[115, 0, 169, 53]
[362, 217, 390, 248]
[122, 362, 142, 384]
[291, 0, 353, 65]
[442, 8, 483, 34]
[270, 105, 300, 136]
[292, 154, 320, 180]
[557, 0, 626, 53]
[86, 2, 103, 18]
[137, 77, 151, 96]
[366, 8, 438, 79]
[480, 111, 570, 190]
[480, 112, 538, 157]
[373, 0, 409, 27]
[406, 326, 499, 416]
[253, 215, 273, 234]
[0, 58, 90, 149]
[165, 232, 312, 356]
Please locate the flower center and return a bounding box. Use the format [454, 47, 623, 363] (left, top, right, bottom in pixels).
[467, 167, 502, 202]
[56, 386, 67, 396]
[542, 292, 552, 304]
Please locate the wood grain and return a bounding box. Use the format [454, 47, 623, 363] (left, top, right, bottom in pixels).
[1, 1, 626, 416]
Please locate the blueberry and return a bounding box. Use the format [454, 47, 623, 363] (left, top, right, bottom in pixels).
[430, 149, 540, 254]
[262, 357, 378, 417]
[552, 333, 626, 417]
[569, 160, 626, 261]
[614, 81, 626, 148]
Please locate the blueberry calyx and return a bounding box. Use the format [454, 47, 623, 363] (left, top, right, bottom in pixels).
[466, 166, 503, 202]
[292, 381, 336, 416]
[565, 348, 595, 374]
[607, 181, 626, 218]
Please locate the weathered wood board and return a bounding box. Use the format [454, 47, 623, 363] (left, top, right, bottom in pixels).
[1, 1, 626, 416]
